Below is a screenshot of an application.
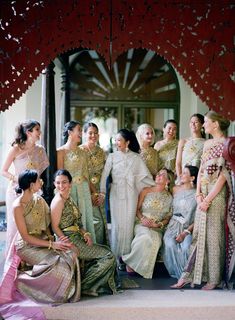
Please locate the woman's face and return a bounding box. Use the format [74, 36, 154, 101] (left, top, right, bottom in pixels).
[84, 126, 99, 145]
[115, 133, 128, 152]
[180, 167, 193, 184]
[203, 116, 215, 135]
[31, 177, 41, 193]
[163, 122, 177, 140]
[69, 124, 82, 143]
[54, 174, 71, 195]
[142, 127, 154, 145]
[190, 116, 203, 134]
[155, 169, 169, 186]
[27, 125, 41, 143]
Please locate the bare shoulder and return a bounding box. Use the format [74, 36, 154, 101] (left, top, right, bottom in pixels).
[51, 193, 64, 209]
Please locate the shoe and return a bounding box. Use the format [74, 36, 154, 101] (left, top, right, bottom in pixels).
[126, 265, 136, 276]
[170, 279, 191, 289]
[201, 283, 217, 290]
[118, 263, 126, 271]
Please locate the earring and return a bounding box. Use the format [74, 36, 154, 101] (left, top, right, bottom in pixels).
[165, 183, 169, 191]
[190, 180, 194, 187]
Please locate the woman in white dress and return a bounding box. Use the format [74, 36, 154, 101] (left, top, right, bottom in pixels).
[100, 129, 154, 269]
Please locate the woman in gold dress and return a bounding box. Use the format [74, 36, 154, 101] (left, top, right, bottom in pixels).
[0, 169, 80, 304]
[176, 114, 205, 183]
[136, 123, 159, 178]
[80, 122, 109, 245]
[154, 119, 178, 174]
[51, 169, 118, 297]
[172, 111, 235, 290]
[57, 121, 96, 242]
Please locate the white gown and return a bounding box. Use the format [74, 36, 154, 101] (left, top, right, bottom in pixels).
[100, 150, 154, 258]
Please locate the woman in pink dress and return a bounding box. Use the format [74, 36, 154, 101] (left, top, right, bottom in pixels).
[1, 119, 49, 251]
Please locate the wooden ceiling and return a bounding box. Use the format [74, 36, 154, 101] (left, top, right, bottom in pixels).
[70, 49, 179, 102]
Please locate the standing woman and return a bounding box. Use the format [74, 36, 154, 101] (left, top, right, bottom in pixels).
[172, 111, 235, 290]
[154, 119, 178, 174]
[1, 120, 49, 251]
[176, 114, 205, 182]
[0, 169, 80, 304]
[136, 123, 159, 178]
[57, 121, 96, 242]
[100, 129, 154, 266]
[80, 122, 109, 245]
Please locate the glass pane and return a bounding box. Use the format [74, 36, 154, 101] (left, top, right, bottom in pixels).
[71, 106, 118, 152]
[123, 107, 175, 141]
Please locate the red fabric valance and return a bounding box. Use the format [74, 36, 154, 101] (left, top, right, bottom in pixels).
[1, 0, 235, 120]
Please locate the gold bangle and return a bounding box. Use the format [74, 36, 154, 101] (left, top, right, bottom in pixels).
[195, 193, 203, 198]
[158, 222, 164, 229]
[48, 240, 52, 250]
[83, 232, 91, 239]
[204, 199, 212, 207]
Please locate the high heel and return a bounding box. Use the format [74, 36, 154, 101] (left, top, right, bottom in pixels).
[201, 283, 217, 290]
[170, 279, 191, 289]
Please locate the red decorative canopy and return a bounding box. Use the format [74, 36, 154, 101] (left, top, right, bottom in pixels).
[1, 0, 235, 120]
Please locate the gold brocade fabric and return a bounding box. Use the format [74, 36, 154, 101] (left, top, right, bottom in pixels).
[59, 196, 82, 231]
[80, 145, 105, 188]
[182, 138, 205, 169]
[64, 147, 89, 181]
[140, 147, 159, 176]
[156, 140, 178, 173]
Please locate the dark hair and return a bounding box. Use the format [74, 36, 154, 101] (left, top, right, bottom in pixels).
[190, 113, 205, 138]
[12, 120, 40, 146]
[205, 110, 230, 132]
[118, 128, 140, 153]
[53, 169, 72, 183]
[163, 119, 177, 128]
[15, 169, 38, 194]
[63, 121, 81, 142]
[83, 122, 99, 133]
[184, 165, 199, 186]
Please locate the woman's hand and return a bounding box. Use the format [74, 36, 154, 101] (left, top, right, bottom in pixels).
[59, 235, 71, 243]
[199, 199, 211, 212]
[52, 240, 73, 251]
[175, 232, 187, 243]
[84, 233, 93, 246]
[196, 195, 204, 205]
[141, 216, 153, 228]
[91, 193, 99, 206]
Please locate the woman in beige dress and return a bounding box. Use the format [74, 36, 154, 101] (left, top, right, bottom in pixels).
[154, 119, 178, 174]
[122, 169, 173, 278]
[80, 122, 109, 245]
[136, 123, 159, 178]
[176, 113, 205, 183]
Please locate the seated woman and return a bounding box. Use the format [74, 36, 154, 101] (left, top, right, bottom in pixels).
[163, 165, 198, 279]
[0, 169, 80, 304]
[122, 169, 173, 279]
[50, 169, 118, 297]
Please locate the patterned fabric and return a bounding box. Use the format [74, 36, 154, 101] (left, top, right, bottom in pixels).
[63, 147, 96, 241]
[155, 140, 178, 173]
[182, 138, 235, 285]
[163, 189, 197, 279]
[122, 190, 172, 278]
[139, 147, 159, 177]
[2, 195, 80, 304]
[80, 145, 109, 245]
[60, 197, 118, 296]
[182, 138, 205, 169]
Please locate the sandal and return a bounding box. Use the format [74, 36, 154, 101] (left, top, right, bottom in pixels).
[170, 279, 191, 289]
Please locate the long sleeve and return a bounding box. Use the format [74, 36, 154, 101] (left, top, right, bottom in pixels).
[100, 153, 113, 193]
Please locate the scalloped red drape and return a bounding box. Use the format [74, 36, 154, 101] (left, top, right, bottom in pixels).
[0, 0, 235, 119]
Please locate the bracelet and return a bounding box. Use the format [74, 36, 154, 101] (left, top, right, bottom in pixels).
[195, 193, 203, 199]
[48, 240, 52, 250]
[83, 232, 91, 238]
[203, 199, 212, 207]
[99, 193, 105, 198]
[183, 229, 191, 235]
[158, 222, 164, 229]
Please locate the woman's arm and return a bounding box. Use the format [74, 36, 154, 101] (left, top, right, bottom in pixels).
[175, 139, 185, 178]
[57, 149, 65, 169]
[14, 204, 70, 251]
[199, 172, 227, 212]
[50, 196, 66, 238]
[1, 146, 18, 182]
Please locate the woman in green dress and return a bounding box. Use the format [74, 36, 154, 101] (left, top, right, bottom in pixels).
[50, 169, 118, 297]
[80, 122, 109, 245]
[154, 119, 178, 174]
[136, 123, 159, 178]
[57, 121, 96, 242]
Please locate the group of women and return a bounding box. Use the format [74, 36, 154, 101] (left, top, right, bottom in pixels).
[0, 110, 234, 307]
